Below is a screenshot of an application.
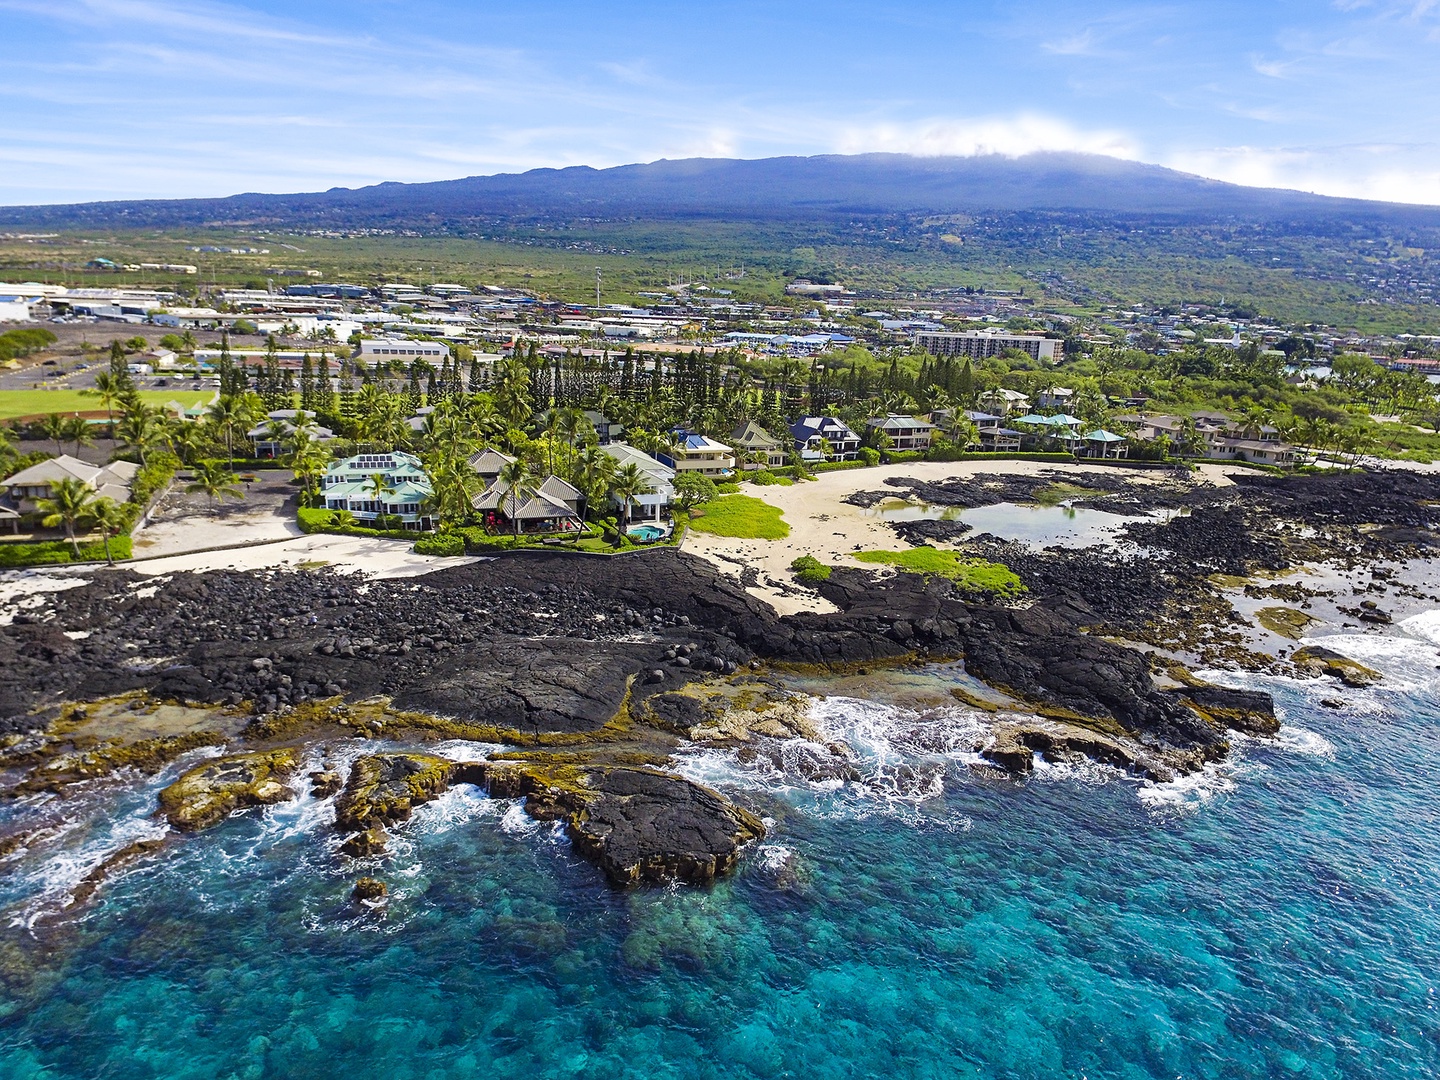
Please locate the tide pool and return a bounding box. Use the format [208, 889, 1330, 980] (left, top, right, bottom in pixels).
[1, 625, 1438, 1079]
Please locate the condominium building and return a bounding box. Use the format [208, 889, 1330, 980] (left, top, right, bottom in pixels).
[913, 331, 1061, 364]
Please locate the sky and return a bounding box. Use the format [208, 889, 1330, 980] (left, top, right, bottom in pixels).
[1, 0, 1439, 206]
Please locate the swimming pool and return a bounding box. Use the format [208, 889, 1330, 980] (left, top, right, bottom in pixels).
[628, 525, 666, 542]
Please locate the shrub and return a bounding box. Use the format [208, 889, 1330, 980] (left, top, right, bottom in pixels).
[789, 555, 831, 584]
[714, 482, 741, 494]
[858, 447, 881, 466]
[750, 470, 778, 486]
[130, 451, 181, 508]
[414, 533, 464, 556]
[0, 537, 131, 567]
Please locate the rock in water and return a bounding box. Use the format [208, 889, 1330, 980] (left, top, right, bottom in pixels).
[1170, 685, 1279, 736]
[352, 877, 387, 902]
[1291, 646, 1382, 688]
[340, 825, 390, 857]
[333, 753, 482, 832]
[157, 748, 300, 831]
[483, 763, 764, 887]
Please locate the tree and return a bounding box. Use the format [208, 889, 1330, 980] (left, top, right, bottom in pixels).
[89, 497, 130, 565]
[608, 461, 654, 532]
[186, 460, 244, 505]
[364, 471, 398, 521]
[494, 354, 534, 429]
[37, 476, 96, 555]
[495, 458, 538, 539]
[115, 402, 161, 466]
[206, 394, 258, 467]
[41, 413, 67, 456]
[61, 415, 94, 456]
[673, 471, 717, 512]
[90, 371, 125, 436]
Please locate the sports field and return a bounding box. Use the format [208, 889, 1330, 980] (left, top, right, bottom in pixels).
[0, 389, 215, 422]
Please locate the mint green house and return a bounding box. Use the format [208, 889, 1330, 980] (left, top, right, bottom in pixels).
[322, 451, 434, 530]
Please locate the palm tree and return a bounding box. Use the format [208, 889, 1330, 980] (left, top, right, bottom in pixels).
[90, 371, 125, 437]
[496, 458, 538, 539]
[115, 403, 161, 466]
[37, 477, 96, 556]
[187, 460, 243, 505]
[41, 413, 67, 456]
[365, 471, 398, 523]
[61, 415, 94, 456]
[179, 330, 197, 355]
[206, 394, 256, 467]
[608, 462, 654, 533]
[572, 444, 616, 519]
[89, 497, 130, 565]
[160, 417, 209, 466]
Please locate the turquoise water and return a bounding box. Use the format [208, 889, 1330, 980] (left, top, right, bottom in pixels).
[2, 618, 1439, 1078]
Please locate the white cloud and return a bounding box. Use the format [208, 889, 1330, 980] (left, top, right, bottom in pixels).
[1166, 143, 1440, 204]
[835, 115, 1142, 161]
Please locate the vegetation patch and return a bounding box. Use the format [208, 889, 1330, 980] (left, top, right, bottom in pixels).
[687, 494, 790, 539]
[0, 537, 131, 567]
[789, 555, 831, 584]
[1255, 606, 1316, 639]
[852, 548, 1025, 598]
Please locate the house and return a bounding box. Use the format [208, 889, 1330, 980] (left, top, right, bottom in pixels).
[467, 447, 517, 487]
[730, 420, 789, 468]
[322, 451, 433, 529]
[586, 410, 622, 446]
[1135, 414, 1298, 465]
[602, 443, 674, 522]
[1035, 387, 1074, 411]
[959, 410, 1021, 452]
[3, 455, 139, 516]
[1077, 430, 1129, 460]
[472, 473, 583, 534]
[976, 388, 1031, 417]
[247, 410, 336, 458]
[659, 431, 736, 477]
[788, 416, 861, 462]
[866, 414, 936, 453]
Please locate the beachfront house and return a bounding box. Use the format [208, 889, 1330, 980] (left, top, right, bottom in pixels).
[865, 414, 936, 453]
[1137, 414, 1298, 466]
[976, 388, 1030, 417]
[659, 431, 736, 478]
[467, 447, 517, 487]
[322, 450, 433, 530]
[788, 416, 861, 462]
[729, 420, 789, 468]
[471, 473, 584, 535]
[2, 455, 139, 517]
[602, 442, 674, 522]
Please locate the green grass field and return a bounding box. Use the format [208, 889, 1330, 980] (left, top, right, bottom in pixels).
[0, 389, 214, 422]
[853, 548, 1025, 598]
[687, 494, 790, 539]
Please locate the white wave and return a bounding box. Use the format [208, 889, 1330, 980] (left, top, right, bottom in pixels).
[498, 801, 540, 836]
[1030, 756, 1126, 787]
[1266, 724, 1337, 759]
[754, 843, 795, 873]
[1137, 760, 1241, 816]
[1398, 609, 1440, 646]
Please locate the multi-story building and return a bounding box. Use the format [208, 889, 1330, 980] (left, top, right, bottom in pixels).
[865, 414, 936, 452]
[356, 338, 450, 362]
[913, 331, 1061, 364]
[602, 443, 676, 521]
[660, 432, 736, 477]
[322, 451, 433, 529]
[788, 416, 861, 461]
[730, 421, 790, 468]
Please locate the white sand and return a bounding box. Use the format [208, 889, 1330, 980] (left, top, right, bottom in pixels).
[685, 459, 1225, 615]
[131, 508, 303, 558]
[127, 533, 479, 579]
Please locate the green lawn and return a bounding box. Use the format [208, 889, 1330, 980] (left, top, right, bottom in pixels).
[687, 494, 790, 539]
[853, 548, 1025, 598]
[0, 389, 214, 422]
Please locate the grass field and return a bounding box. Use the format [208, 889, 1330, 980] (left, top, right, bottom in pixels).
[0, 390, 214, 422]
[687, 494, 790, 539]
[853, 548, 1025, 598]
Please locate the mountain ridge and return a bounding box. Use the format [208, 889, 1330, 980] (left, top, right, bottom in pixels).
[4, 152, 1438, 230]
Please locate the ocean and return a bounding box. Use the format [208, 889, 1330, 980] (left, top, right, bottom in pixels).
[1, 614, 1438, 1079]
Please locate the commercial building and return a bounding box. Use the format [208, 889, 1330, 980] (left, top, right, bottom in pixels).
[913, 331, 1061, 364]
[357, 339, 450, 362]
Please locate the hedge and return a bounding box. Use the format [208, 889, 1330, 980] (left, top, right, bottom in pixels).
[296, 507, 418, 541]
[413, 533, 465, 556]
[0, 536, 132, 567]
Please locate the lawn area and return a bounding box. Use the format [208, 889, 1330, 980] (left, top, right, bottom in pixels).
[0, 389, 214, 422]
[687, 494, 790, 539]
[853, 548, 1025, 598]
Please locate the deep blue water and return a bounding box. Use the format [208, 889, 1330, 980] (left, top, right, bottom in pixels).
[1, 619, 1438, 1079]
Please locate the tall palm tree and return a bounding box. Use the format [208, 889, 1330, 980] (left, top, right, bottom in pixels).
[61, 415, 94, 456]
[179, 330, 197, 355]
[89, 497, 130, 565]
[206, 394, 257, 467]
[116, 403, 161, 466]
[37, 477, 96, 556]
[609, 462, 654, 532]
[187, 460, 244, 505]
[41, 413, 66, 456]
[365, 472, 398, 522]
[496, 458, 538, 539]
[160, 417, 209, 466]
[285, 426, 331, 505]
[90, 371, 124, 437]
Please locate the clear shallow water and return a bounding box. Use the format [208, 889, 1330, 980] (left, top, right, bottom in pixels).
[2, 628, 1439, 1078]
[868, 498, 1171, 548]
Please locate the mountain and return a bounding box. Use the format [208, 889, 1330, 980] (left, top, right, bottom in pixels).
[4, 153, 1438, 231]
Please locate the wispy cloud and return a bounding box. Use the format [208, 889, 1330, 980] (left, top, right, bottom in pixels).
[835, 115, 1142, 161]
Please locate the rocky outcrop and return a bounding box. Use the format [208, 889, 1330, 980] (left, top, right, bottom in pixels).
[333, 753, 484, 832]
[352, 877, 387, 902]
[980, 720, 1181, 782]
[1169, 685, 1278, 736]
[157, 748, 300, 831]
[482, 761, 765, 887]
[1291, 646, 1382, 688]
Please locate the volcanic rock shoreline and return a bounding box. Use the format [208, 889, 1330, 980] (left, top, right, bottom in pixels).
[2, 465, 1436, 892]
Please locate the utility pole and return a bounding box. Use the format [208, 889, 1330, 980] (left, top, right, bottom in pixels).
[595, 267, 602, 310]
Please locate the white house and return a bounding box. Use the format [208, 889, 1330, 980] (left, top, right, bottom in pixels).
[322, 451, 433, 529]
[602, 443, 675, 522]
[788, 417, 861, 462]
[660, 432, 736, 477]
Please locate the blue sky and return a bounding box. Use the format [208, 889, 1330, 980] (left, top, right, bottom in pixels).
[1, 0, 1439, 206]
